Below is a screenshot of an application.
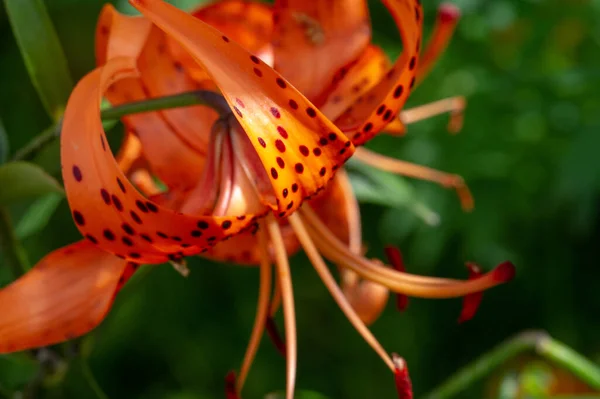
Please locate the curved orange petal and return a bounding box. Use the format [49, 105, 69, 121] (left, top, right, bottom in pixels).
[96, 4, 151, 66]
[320, 45, 391, 121]
[137, 27, 216, 154]
[335, 0, 423, 145]
[168, 0, 275, 81]
[0, 241, 132, 353]
[131, 0, 355, 218]
[96, 6, 209, 191]
[271, 0, 370, 104]
[61, 57, 259, 264]
[416, 3, 460, 84]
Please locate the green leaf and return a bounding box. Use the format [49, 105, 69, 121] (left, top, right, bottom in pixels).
[0, 162, 63, 205]
[0, 353, 40, 390]
[346, 158, 440, 226]
[0, 119, 8, 164]
[265, 390, 330, 399]
[4, 0, 73, 120]
[15, 192, 63, 239]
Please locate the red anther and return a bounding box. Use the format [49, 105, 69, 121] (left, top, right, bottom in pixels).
[265, 316, 286, 358]
[384, 246, 409, 312]
[392, 354, 413, 399]
[458, 262, 483, 323]
[438, 3, 461, 23]
[491, 261, 516, 282]
[225, 371, 239, 399]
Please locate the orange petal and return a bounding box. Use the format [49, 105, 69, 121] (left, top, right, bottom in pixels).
[61, 56, 259, 264]
[320, 45, 391, 122]
[335, 0, 423, 145]
[137, 27, 217, 154]
[131, 0, 355, 218]
[97, 5, 209, 191]
[416, 3, 460, 84]
[96, 4, 151, 66]
[0, 241, 131, 353]
[168, 0, 275, 82]
[271, 0, 371, 104]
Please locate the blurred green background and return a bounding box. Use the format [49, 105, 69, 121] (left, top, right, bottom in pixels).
[1, 0, 600, 398]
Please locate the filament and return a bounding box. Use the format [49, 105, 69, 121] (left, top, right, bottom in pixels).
[300, 207, 514, 298]
[265, 215, 297, 399]
[353, 146, 473, 211]
[288, 213, 395, 372]
[236, 226, 272, 393]
[400, 96, 465, 134]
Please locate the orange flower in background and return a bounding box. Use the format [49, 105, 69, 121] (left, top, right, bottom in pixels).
[0, 1, 516, 398]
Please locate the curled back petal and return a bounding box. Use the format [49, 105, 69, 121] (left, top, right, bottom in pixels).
[96, 6, 210, 191]
[131, 0, 355, 218]
[416, 3, 460, 84]
[271, 0, 371, 104]
[334, 0, 423, 145]
[61, 57, 259, 264]
[0, 241, 131, 353]
[96, 4, 151, 66]
[320, 45, 391, 121]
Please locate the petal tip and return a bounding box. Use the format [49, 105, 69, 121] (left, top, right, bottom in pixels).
[439, 3, 461, 23]
[492, 261, 516, 283]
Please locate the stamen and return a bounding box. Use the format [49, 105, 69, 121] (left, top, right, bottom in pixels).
[225, 371, 240, 399]
[266, 316, 286, 357]
[180, 119, 227, 215]
[236, 227, 272, 393]
[212, 132, 235, 216]
[417, 3, 461, 84]
[399, 96, 466, 134]
[457, 262, 484, 323]
[392, 354, 413, 399]
[265, 216, 297, 399]
[270, 277, 282, 317]
[301, 206, 515, 298]
[288, 213, 395, 372]
[384, 246, 409, 312]
[353, 147, 474, 212]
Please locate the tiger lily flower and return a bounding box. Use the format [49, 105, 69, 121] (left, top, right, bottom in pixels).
[0, 1, 515, 398]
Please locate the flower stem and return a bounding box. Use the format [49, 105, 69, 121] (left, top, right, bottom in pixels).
[423, 330, 600, 399]
[12, 89, 227, 161]
[0, 206, 30, 277]
[80, 358, 110, 399]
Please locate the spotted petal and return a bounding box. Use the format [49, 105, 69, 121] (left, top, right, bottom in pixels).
[0, 241, 134, 353]
[320, 45, 391, 121]
[97, 5, 212, 190]
[61, 56, 259, 264]
[271, 0, 371, 104]
[335, 0, 423, 145]
[130, 0, 355, 218]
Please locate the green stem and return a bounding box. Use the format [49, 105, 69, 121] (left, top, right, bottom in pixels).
[0, 207, 30, 277]
[81, 359, 110, 399]
[12, 89, 227, 161]
[423, 330, 600, 399]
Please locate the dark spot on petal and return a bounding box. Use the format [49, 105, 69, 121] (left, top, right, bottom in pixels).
[289, 99, 298, 109]
[136, 200, 148, 213]
[73, 211, 85, 226]
[319, 167, 326, 176]
[197, 221, 209, 230]
[277, 126, 288, 139]
[250, 55, 260, 64]
[275, 139, 286, 153]
[130, 211, 142, 224]
[157, 231, 168, 238]
[313, 147, 322, 156]
[72, 166, 82, 182]
[363, 122, 373, 132]
[112, 195, 123, 211]
[276, 78, 286, 88]
[191, 230, 202, 237]
[122, 223, 135, 236]
[100, 189, 111, 205]
[146, 202, 158, 213]
[292, 183, 299, 193]
[294, 163, 304, 174]
[103, 229, 115, 241]
[122, 237, 134, 246]
[222, 220, 232, 229]
[141, 234, 153, 243]
[270, 107, 281, 118]
[276, 157, 285, 168]
[85, 234, 98, 244]
[283, 188, 288, 198]
[117, 178, 126, 193]
[409, 56, 416, 71]
[253, 67, 263, 77]
[271, 168, 278, 179]
[222, 35, 230, 42]
[258, 137, 266, 148]
[299, 145, 309, 156]
[306, 107, 316, 118]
